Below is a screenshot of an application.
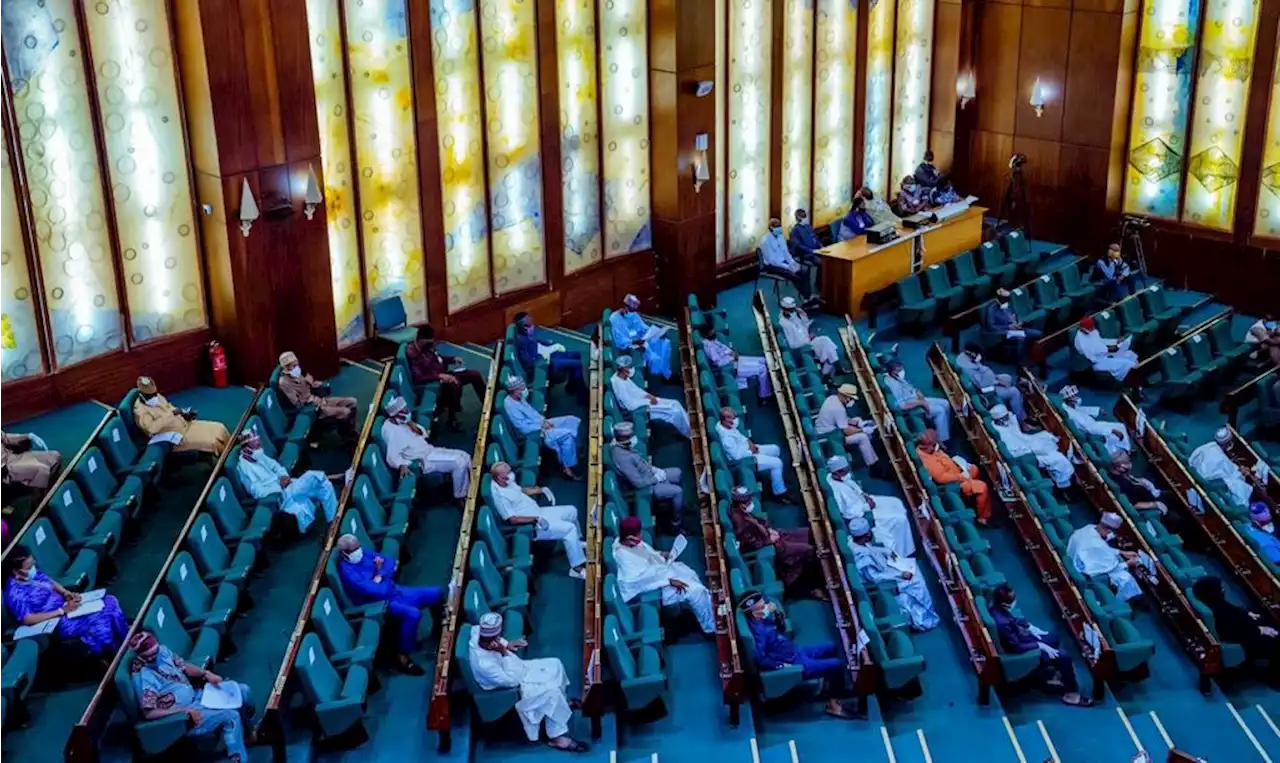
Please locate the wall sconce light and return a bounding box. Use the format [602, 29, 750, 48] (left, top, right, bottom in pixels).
[1029, 77, 1047, 118]
[692, 132, 710, 193]
[239, 179, 260, 237]
[303, 164, 323, 221]
[956, 72, 975, 109]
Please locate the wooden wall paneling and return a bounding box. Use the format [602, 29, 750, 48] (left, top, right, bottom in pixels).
[965, 131, 1014, 214]
[1105, 1, 1140, 211]
[1011, 134, 1062, 236]
[1062, 10, 1124, 149]
[649, 70, 681, 221]
[236, 0, 286, 169]
[678, 64, 720, 221]
[852, 0, 870, 190]
[537, 0, 565, 287]
[267, 0, 322, 165]
[1057, 144, 1114, 250]
[930, 0, 963, 173]
[974, 2, 1021, 135]
[407, 0, 449, 330]
[172, 0, 219, 175]
[196, 0, 257, 174]
[282, 161, 339, 376]
[1013, 6, 1070, 142]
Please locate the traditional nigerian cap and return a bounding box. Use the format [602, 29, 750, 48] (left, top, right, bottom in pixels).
[995, 288, 1011, 299]
[838, 383, 859, 398]
[1060, 385, 1080, 399]
[623, 294, 641, 308]
[505, 375, 527, 391]
[731, 485, 752, 502]
[1215, 427, 1232, 444]
[615, 355, 634, 369]
[780, 296, 798, 309]
[137, 376, 157, 395]
[827, 455, 850, 472]
[612, 421, 635, 439]
[278, 351, 298, 367]
[849, 516, 872, 536]
[238, 428, 261, 445]
[385, 396, 408, 417]
[917, 429, 939, 446]
[619, 515, 642, 537]
[990, 404, 1010, 419]
[1100, 512, 1123, 529]
[478, 612, 503, 638]
[127, 630, 160, 658]
[1250, 502, 1272, 522]
[1079, 316, 1096, 332]
[738, 592, 764, 611]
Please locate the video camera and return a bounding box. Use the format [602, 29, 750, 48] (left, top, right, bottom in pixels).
[1008, 153, 1028, 171]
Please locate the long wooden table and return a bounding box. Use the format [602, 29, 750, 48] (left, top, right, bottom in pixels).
[817, 205, 987, 317]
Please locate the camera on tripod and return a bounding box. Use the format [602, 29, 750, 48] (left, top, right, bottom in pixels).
[1008, 153, 1028, 171]
[1121, 214, 1151, 232]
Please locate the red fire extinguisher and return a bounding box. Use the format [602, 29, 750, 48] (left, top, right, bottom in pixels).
[209, 341, 228, 388]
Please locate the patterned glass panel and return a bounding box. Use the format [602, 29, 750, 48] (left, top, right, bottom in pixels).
[431, 0, 491, 311]
[557, 0, 602, 274]
[307, 0, 365, 346]
[780, 0, 814, 230]
[715, 0, 728, 262]
[1180, 0, 1260, 230]
[863, 0, 896, 200]
[727, 0, 774, 260]
[890, 0, 933, 189]
[812, 0, 856, 225]
[1123, 0, 1200, 219]
[346, 0, 427, 323]
[600, 0, 651, 258]
[1, 117, 43, 380]
[1255, 53, 1280, 237]
[5, 0, 122, 367]
[480, 0, 546, 294]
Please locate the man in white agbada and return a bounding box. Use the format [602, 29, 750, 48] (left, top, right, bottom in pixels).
[1189, 427, 1257, 509]
[989, 404, 1074, 489]
[1059, 385, 1130, 456]
[882, 360, 952, 442]
[609, 355, 691, 438]
[489, 461, 587, 579]
[613, 516, 716, 634]
[778, 297, 841, 377]
[234, 429, 338, 532]
[698, 323, 772, 402]
[715, 407, 789, 498]
[503, 375, 583, 480]
[1066, 513, 1143, 602]
[380, 396, 472, 499]
[825, 455, 915, 557]
[848, 517, 939, 631]
[814, 384, 880, 468]
[1073, 316, 1138, 382]
[468, 612, 588, 752]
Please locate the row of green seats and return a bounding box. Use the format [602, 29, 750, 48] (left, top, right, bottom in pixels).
[1151, 321, 1253, 407]
[1060, 285, 1185, 382]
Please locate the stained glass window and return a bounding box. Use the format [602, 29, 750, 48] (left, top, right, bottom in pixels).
[1255, 53, 1280, 238]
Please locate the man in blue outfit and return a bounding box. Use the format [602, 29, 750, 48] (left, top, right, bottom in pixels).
[1247, 502, 1280, 564]
[983, 288, 1043, 367]
[989, 582, 1093, 707]
[513, 312, 586, 404]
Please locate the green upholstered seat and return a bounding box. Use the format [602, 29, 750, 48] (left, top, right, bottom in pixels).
[165, 551, 240, 633]
[96, 417, 165, 482]
[979, 240, 1018, 288]
[27, 517, 98, 590]
[311, 588, 380, 669]
[186, 514, 256, 588]
[351, 475, 410, 541]
[951, 249, 993, 302]
[923, 263, 966, 314]
[895, 274, 938, 332]
[73, 447, 145, 519]
[47, 481, 123, 556]
[469, 540, 530, 616]
[206, 476, 273, 549]
[296, 632, 370, 739]
[604, 615, 667, 711]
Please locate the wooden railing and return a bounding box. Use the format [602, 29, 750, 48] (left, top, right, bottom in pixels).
[1126, 308, 1233, 387]
[1029, 281, 1203, 367]
[425, 342, 503, 750]
[1023, 376, 1220, 691]
[927, 344, 1114, 698]
[753, 290, 876, 704]
[64, 387, 265, 763]
[679, 306, 745, 720]
[1225, 425, 1280, 505]
[841, 325, 1003, 703]
[1221, 365, 1279, 427]
[580, 323, 607, 734]
[941, 255, 1089, 353]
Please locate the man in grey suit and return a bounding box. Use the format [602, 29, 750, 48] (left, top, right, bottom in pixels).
[609, 421, 685, 533]
[955, 342, 1025, 424]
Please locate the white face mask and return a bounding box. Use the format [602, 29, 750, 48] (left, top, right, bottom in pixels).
[971, 354, 982, 364]
[998, 302, 1010, 310]
[21, 565, 37, 580]
[771, 227, 782, 235]
[618, 437, 633, 448]
[144, 395, 162, 407]
[1263, 523, 1276, 534]
[742, 501, 756, 515]
[893, 370, 906, 380]
[345, 547, 364, 564]
[287, 367, 302, 378]
[726, 418, 739, 430]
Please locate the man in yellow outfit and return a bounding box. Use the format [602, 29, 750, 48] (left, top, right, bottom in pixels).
[131, 376, 230, 456]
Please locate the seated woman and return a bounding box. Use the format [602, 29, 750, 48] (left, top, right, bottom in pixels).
[3, 545, 128, 658]
[726, 486, 825, 600]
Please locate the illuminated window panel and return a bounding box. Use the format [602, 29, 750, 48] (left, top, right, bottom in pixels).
[1122, 0, 1200, 219]
[727, 0, 774, 260]
[1254, 55, 1280, 237]
[5, 0, 122, 367]
[890, 0, 934, 191]
[1180, 0, 1259, 230]
[863, 0, 896, 200]
[600, 0, 652, 258]
[1, 118, 43, 380]
[812, 0, 856, 225]
[480, 0, 546, 294]
[346, 0, 428, 323]
[780, 0, 814, 230]
[715, 0, 728, 262]
[556, 0, 602, 274]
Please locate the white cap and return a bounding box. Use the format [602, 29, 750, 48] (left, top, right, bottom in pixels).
[1101, 512, 1123, 529]
[478, 612, 503, 638]
[827, 455, 849, 472]
[615, 355, 634, 369]
[1060, 385, 1079, 399]
[849, 517, 871, 536]
[780, 297, 798, 309]
[505, 375, 527, 391]
[990, 404, 1009, 420]
[623, 294, 640, 308]
[1214, 427, 1231, 444]
[385, 396, 408, 417]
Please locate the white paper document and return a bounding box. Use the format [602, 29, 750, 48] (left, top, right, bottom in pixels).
[67, 599, 106, 618]
[540, 487, 557, 506]
[148, 432, 184, 446]
[199, 681, 244, 710]
[14, 618, 59, 639]
[668, 534, 688, 561]
[79, 589, 107, 603]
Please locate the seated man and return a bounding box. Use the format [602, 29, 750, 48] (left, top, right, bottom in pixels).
[489, 461, 587, 580]
[739, 592, 856, 718]
[990, 404, 1074, 489]
[405, 326, 487, 433]
[609, 294, 674, 379]
[1073, 316, 1137, 382]
[336, 533, 443, 674]
[234, 429, 338, 533]
[128, 630, 256, 760]
[913, 149, 942, 188]
[893, 175, 929, 216]
[613, 516, 715, 634]
[988, 583, 1093, 707]
[503, 375, 582, 480]
[836, 197, 875, 241]
[609, 422, 685, 534]
[609, 356, 690, 438]
[1060, 385, 1129, 455]
[788, 208, 827, 267]
[1108, 452, 1170, 519]
[133, 376, 231, 456]
[928, 176, 963, 207]
[778, 297, 841, 378]
[826, 455, 913, 557]
[277, 351, 357, 433]
[381, 396, 473, 500]
[1246, 314, 1280, 366]
[814, 384, 879, 468]
[858, 187, 901, 228]
[1189, 427, 1259, 510]
[1246, 502, 1280, 564]
[1, 431, 61, 491]
[916, 429, 991, 526]
[1066, 513, 1143, 602]
[716, 407, 788, 501]
[469, 612, 588, 752]
[848, 517, 939, 631]
[1192, 576, 1280, 673]
[699, 324, 772, 404]
[883, 359, 952, 443]
[728, 487, 823, 599]
[1094, 244, 1135, 303]
[3, 545, 128, 657]
[513, 312, 587, 404]
[955, 342, 1025, 423]
[983, 290, 1043, 367]
[760, 217, 816, 305]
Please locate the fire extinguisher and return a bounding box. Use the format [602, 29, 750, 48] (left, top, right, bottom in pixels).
[209, 341, 228, 388]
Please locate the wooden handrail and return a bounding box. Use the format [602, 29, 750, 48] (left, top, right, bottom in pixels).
[1128, 308, 1233, 384]
[942, 255, 1090, 352]
[580, 322, 607, 726]
[926, 344, 1114, 698]
[1028, 281, 1170, 366]
[841, 325, 1003, 702]
[1221, 366, 1278, 427]
[1024, 376, 1220, 690]
[65, 387, 265, 763]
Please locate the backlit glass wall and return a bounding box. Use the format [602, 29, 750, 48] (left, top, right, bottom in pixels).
[780, 0, 815, 230]
[715, 0, 728, 262]
[600, 0, 652, 257]
[890, 0, 934, 190]
[863, 0, 896, 199]
[557, 0, 602, 274]
[1, 118, 42, 381]
[727, 0, 774, 260]
[812, 0, 857, 225]
[1255, 54, 1280, 238]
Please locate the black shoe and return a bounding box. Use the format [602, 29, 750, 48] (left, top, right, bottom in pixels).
[773, 491, 795, 504]
[398, 657, 426, 675]
[447, 420, 464, 433]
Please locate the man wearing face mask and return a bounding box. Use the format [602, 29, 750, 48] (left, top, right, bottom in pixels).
[715, 407, 789, 500]
[380, 396, 472, 500]
[1246, 313, 1280, 366]
[699, 324, 772, 404]
[893, 175, 928, 216]
[847, 517, 938, 631]
[613, 516, 716, 634]
[489, 460, 587, 579]
[405, 325, 487, 433]
[276, 351, 357, 432]
[234, 428, 338, 533]
[609, 294, 674, 379]
[915, 429, 992, 525]
[503, 375, 582, 480]
[1246, 502, 1280, 564]
[778, 297, 842, 379]
[608, 421, 686, 533]
[788, 208, 825, 260]
[989, 404, 1074, 489]
[988, 583, 1093, 707]
[1072, 316, 1137, 382]
[955, 342, 1025, 424]
[1060, 385, 1129, 456]
[609, 356, 690, 438]
[727, 487, 824, 599]
[1095, 244, 1135, 303]
[739, 592, 857, 718]
[1107, 452, 1169, 519]
[836, 197, 875, 242]
[336, 533, 443, 674]
[1066, 513, 1143, 602]
[1, 430, 61, 491]
[814, 384, 879, 468]
[1189, 427, 1258, 510]
[760, 216, 817, 305]
[512, 312, 586, 404]
[983, 289, 1043, 367]
[826, 455, 914, 557]
[132, 376, 231, 456]
[882, 360, 952, 443]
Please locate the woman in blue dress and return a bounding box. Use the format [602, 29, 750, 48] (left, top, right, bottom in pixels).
[3, 545, 128, 657]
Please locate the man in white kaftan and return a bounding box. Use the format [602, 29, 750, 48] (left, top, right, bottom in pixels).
[503, 375, 582, 480]
[613, 516, 715, 633]
[848, 517, 939, 631]
[699, 324, 772, 400]
[778, 297, 841, 377]
[1189, 427, 1256, 509]
[1073, 316, 1137, 382]
[990, 404, 1074, 489]
[813, 384, 880, 467]
[1060, 385, 1130, 456]
[609, 294, 673, 379]
[380, 396, 472, 499]
[715, 407, 787, 497]
[825, 455, 914, 557]
[234, 430, 337, 532]
[1066, 513, 1143, 602]
[489, 461, 587, 579]
[609, 356, 691, 438]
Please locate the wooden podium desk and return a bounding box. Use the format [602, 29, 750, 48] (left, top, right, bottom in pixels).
[817, 206, 986, 318]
